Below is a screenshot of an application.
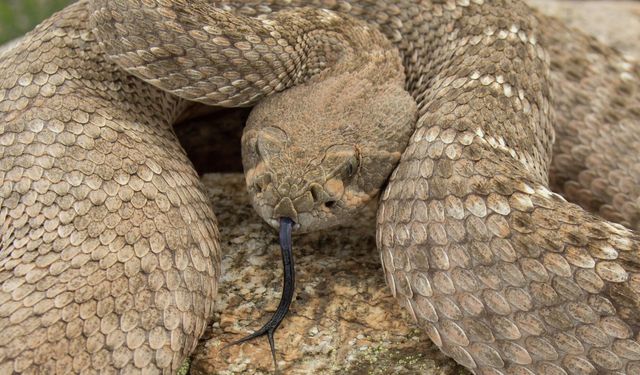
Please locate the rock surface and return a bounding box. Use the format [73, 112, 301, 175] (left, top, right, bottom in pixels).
[530, 0, 640, 61]
[190, 174, 463, 374]
[189, 3, 640, 374]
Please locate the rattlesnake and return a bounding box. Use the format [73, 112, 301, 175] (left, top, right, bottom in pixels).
[1, 0, 639, 374]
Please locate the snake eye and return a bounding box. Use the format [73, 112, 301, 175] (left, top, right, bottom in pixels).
[345, 154, 359, 178]
[323, 144, 359, 180]
[257, 126, 288, 158]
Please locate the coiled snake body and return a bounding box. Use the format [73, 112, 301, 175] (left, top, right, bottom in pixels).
[1, 0, 639, 374]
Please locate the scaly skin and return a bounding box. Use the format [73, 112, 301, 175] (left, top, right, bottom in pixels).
[1, 1, 639, 374]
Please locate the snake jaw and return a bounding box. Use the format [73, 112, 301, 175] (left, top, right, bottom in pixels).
[249, 178, 371, 233]
[246, 166, 347, 232]
[267, 217, 302, 232]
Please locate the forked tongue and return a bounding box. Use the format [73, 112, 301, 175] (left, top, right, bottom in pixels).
[224, 217, 295, 373]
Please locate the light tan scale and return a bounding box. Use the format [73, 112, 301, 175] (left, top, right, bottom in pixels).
[0, 0, 639, 374]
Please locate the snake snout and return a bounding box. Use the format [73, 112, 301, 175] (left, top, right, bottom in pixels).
[270, 182, 339, 229]
[273, 197, 298, 222]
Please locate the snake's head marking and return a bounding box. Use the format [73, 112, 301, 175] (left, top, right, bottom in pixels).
[242, 69, 417, 233]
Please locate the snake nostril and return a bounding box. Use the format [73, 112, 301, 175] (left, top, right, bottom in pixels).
[253, 173, 272, 194]
[309, 183, 337, 209]
[310, 184, 326, 203]
[253, 173, 271, 193]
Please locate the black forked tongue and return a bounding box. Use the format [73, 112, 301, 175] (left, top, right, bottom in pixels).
[224, 217, 296, 373]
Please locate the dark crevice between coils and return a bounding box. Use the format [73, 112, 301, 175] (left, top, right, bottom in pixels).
[223, 217, 296, 373]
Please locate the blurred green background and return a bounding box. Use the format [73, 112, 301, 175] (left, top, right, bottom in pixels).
[0, 0, 74, 45]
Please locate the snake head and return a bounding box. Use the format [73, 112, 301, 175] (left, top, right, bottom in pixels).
[242, 69, 417, 233]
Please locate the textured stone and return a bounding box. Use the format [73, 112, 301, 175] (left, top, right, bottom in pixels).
[190, 174, 464, 374]
[529, 0, 640, 61]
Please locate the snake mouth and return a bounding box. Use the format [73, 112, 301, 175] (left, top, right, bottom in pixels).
[268, 217, 301, 231]
[224, 217, 296, 372]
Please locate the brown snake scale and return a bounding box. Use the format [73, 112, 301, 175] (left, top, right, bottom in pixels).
[1, 0, 640, 374]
